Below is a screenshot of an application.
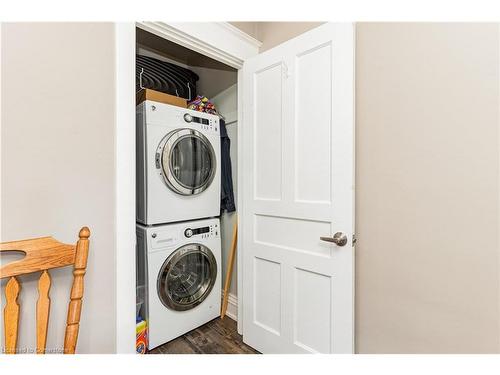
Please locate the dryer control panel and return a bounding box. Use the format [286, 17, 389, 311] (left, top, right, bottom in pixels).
[184, 223, 218, 239]
[183, 112, 218, 133]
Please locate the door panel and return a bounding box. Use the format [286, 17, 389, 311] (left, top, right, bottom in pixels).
[294, 267, 332, 353]
[254, 257, 282, 335]
[242, 23, 354, 354]
[254, 215, 332, 258]
[295, 42, 333, 204]
[254, 63, 284, 201]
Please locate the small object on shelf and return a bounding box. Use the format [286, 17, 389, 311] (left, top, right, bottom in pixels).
[187, 95, 218, 115]
[137, 89, 187, 108]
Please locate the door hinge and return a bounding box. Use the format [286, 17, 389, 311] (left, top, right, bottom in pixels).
[352, 234, 357, 245]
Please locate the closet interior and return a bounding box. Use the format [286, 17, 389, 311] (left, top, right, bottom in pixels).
[135, 26, 240, 353]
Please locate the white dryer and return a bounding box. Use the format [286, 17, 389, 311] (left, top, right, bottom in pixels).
[136, 101, 221, 225]
[136, 218, 221, 349]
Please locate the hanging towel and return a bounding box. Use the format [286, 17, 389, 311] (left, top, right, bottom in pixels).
[220, 119, 236, 213]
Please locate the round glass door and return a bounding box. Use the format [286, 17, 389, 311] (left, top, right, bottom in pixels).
[157, 244, 217, 311]
[158, 129, 216, 195]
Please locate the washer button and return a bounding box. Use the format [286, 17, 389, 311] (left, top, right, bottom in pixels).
[155, 153, 161, 169]
[184, 228, 193, 238]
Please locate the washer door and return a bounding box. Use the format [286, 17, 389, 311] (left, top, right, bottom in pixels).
[157, 129, 216, 195]
[157, 244, 217, 311]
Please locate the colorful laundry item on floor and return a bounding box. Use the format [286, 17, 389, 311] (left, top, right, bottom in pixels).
[187, 95, 218, 115]
[136, 320, 148, 354]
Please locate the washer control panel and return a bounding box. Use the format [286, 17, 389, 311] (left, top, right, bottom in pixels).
[150, 231, 179, 250]
[184, 223, 218, 239]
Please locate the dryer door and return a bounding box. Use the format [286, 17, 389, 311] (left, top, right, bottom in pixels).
[157, 244, 217, 311]
[157, 129, 216, 195]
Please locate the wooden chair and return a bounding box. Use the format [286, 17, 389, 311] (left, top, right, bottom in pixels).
[1, 227, 90, 354]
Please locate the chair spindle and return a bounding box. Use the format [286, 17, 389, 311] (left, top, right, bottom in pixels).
[4, 276, 21, 354]
[36, 270, 51, 354]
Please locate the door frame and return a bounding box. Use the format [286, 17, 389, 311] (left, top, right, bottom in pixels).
[114, 22, 261, 352]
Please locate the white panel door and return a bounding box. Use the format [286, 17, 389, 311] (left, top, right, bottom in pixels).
[241, 23, 354, 354]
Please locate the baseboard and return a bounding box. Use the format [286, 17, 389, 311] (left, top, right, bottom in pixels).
[221, 292, 238, 321]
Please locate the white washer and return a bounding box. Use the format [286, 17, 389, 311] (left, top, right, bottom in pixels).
[136, 101, 221, 225]
[136, 218, 221, 349]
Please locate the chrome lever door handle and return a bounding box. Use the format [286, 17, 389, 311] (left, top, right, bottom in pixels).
[320, 232, 348, 247]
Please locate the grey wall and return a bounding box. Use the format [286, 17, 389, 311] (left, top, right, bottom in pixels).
[1, 23, 116, 353]
[355, 23, 500, 353]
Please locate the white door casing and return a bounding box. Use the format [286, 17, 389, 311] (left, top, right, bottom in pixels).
[241, 23, 354, 353]
[115, 22, 259, 352]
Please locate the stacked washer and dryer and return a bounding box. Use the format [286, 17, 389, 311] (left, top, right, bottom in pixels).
[136, 101, 222, 350]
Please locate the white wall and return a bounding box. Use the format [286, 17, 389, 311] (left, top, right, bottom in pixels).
[212, 84, 238, 319]
[1, 23, 116, 353]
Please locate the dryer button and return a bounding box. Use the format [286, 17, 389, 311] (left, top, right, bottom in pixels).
[184, 228, 193, 238]
[183, 113, 193, 123]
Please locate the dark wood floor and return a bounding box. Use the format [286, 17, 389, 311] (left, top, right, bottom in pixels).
[148, 317, 259, 354]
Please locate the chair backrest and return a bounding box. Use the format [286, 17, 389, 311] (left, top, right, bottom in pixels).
[1, 227, 90, 354]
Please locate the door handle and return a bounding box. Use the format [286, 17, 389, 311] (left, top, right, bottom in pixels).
[320, 232, 348, 247]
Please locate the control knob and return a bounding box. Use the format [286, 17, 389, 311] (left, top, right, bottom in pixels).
[183, 113, 193, 123]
